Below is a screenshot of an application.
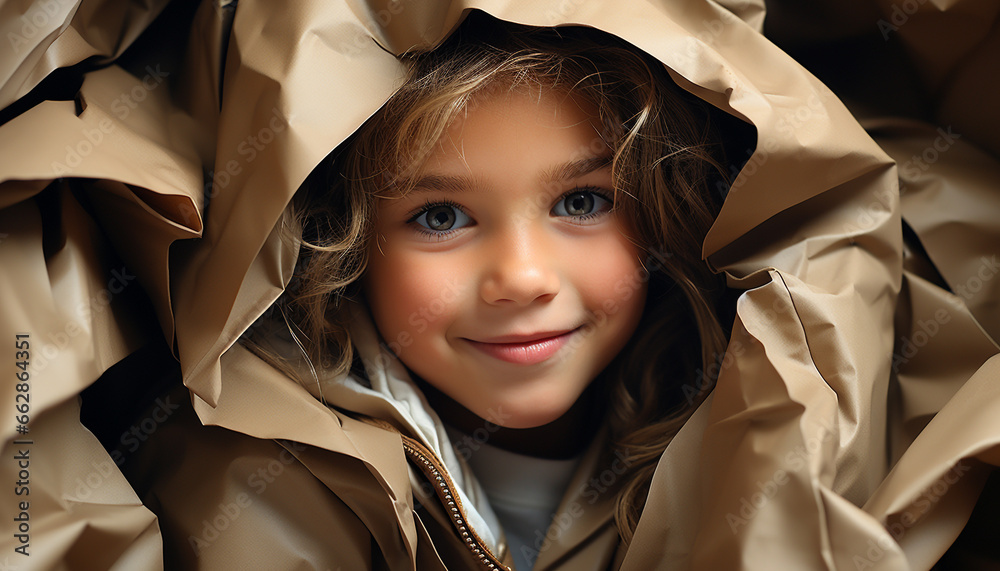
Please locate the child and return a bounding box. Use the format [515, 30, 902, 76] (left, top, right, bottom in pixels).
[8, 1, 994, 568]
[243, 12, 734, 570]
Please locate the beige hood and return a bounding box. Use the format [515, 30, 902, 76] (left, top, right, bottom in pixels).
[2, 0, 999, 568]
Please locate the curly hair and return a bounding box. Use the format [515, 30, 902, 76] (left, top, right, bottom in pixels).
[250, 11, 732, 543]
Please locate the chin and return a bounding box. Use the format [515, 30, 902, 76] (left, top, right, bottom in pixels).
[485, 398, 575, 430]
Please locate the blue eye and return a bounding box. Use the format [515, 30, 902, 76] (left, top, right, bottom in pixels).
[412, 203, 472, 232]
[551, 189, 613, 217]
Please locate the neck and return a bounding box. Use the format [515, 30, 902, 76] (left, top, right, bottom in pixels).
[415, 377, 604, 460]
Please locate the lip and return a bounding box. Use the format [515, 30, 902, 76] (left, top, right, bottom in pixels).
[463, 329, 577, 365]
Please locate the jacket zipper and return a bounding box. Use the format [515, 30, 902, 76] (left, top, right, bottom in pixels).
[400, 436, 511, 571]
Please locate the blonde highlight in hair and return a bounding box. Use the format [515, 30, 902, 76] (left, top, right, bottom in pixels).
[250, 11, 733, 544]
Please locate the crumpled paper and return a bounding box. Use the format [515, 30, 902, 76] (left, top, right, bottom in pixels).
[2, 0, 999, 568]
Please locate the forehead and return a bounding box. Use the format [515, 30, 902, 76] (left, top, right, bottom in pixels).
[376, 81, 613, 202]
[422, 86, 608, 175]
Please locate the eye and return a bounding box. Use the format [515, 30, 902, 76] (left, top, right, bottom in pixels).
[551, 189, 613, 218]
[412, 202, 472, 232]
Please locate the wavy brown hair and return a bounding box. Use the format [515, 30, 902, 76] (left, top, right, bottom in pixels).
[252, 11, 732, 543]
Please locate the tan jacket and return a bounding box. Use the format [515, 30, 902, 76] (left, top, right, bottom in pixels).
[123, 336, 625, 570]
[2, 0, 1000, 569]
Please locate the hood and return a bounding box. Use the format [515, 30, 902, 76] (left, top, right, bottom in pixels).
[3, 0, 1000, 569]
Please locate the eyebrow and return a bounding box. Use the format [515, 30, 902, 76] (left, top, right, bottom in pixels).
[541, 156, 612, 184]
[410, 173, 473, 193]
[408, 155, 612, 193]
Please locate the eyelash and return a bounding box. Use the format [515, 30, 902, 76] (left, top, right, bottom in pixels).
[406, 199, 467, 239]
[560, 187, 614, 221]
[405, 187, 614, 235]
[406, 199, 464, 222]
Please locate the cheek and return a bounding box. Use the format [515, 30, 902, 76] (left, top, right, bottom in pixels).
[365, 250, 465, 337]
[570, 236, 648, 313]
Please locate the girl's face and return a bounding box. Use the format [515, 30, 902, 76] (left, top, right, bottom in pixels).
[365, 86, 648, 429]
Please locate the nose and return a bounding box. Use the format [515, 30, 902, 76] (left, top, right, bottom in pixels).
[480, 226, 560, 306]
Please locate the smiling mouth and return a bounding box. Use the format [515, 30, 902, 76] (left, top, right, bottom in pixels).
[463, 329, 578, 365]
